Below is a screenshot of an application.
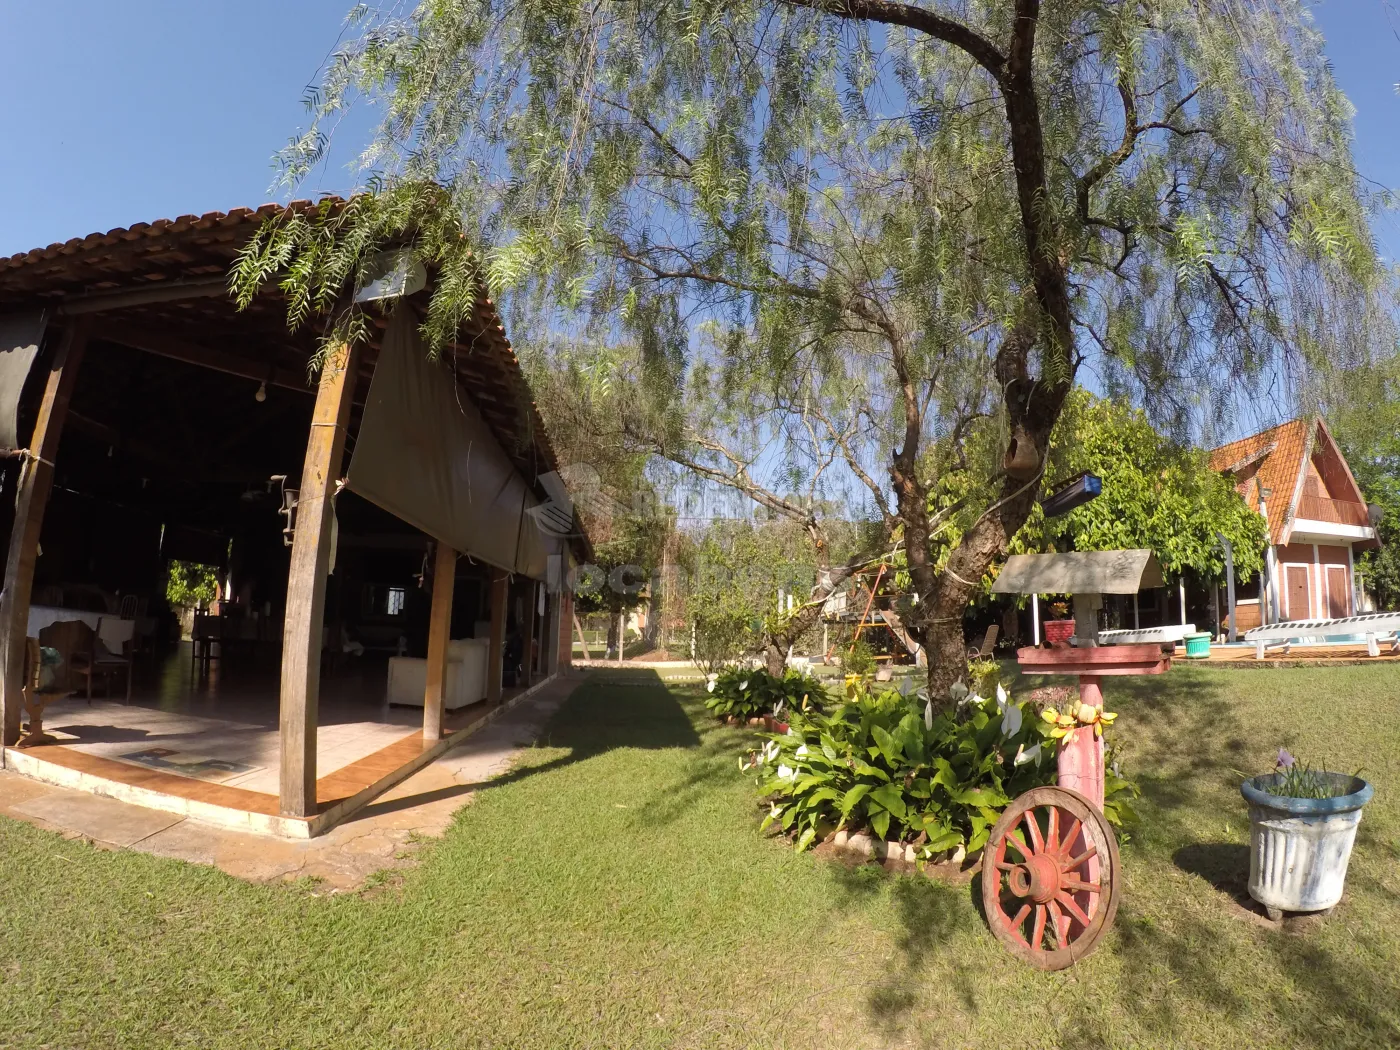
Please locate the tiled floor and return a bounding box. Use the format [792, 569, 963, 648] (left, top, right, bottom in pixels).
[39, 647, 427, 793]
[23, 646, 543, 822]
[40, 698, 417, 793]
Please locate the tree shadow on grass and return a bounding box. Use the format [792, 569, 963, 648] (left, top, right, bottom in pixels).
[823, 859, 984, 1022]
[353, 670, 701, 821]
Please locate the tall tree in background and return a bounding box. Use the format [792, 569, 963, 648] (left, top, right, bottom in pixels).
[236, 0, 1384, 698]
[1029, 390, 1269, 582]
[1331, 365, 1400, 610]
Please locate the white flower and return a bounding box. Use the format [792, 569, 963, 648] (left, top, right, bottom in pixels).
[795, 744, 810, 758]
[1015, 742, 1042, 767]
[738, 680, 749, 691]
[924, 699, 934, 731]
[996, 683, 1009, 708]
[1001, 702, 1023, 739]
[706, 674, 718, 693]
[769, 801, 783, 818]
[773, 700, 785, 718]
[777, 764, 795, 781]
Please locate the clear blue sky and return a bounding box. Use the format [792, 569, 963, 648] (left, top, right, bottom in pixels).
[1, 2, 1396, 257]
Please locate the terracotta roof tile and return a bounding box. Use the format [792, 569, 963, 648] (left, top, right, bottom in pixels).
[1210, 419, 1314, 545]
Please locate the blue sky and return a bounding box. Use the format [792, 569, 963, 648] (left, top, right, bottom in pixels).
[0, 0, 371, 258]
[0, 2, 1395, 260]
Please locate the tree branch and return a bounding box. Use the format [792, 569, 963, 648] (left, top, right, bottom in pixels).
[780, 0, 1007, 84]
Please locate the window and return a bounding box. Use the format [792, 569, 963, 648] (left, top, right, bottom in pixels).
[385, 587, 406, 616]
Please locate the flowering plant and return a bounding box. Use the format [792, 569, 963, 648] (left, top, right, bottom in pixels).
[748, 680, 1062, 854]
[706, 667, 826, 720]
[1262, 748, 1357, 800]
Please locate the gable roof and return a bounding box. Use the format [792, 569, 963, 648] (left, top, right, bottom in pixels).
[1208, 416, 1367, 546]
[0, 199, 591, 559]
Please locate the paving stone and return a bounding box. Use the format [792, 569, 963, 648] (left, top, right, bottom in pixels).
[12, 791, 183, 847]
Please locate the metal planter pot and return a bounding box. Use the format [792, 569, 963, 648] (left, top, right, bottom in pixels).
[1241, 773, 1374, 914]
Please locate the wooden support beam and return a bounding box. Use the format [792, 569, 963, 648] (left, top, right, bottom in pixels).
[0, 321, 90, 746]
[101, 322, 313, 394]
[487, 574, 508, 703]
[423, 542, 456, 741]
[278, 341, 359, 817]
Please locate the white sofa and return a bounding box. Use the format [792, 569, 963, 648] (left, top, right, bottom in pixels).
[387, 638, 488, 709]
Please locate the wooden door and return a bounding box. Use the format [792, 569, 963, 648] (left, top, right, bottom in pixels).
[1326, 565, 1350, 618]
[1285, 565, 1312, 621]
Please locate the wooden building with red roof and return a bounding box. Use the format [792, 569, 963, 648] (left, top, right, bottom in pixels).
[1210, 417, 1379, 631]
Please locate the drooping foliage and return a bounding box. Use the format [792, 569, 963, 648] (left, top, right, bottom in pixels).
[236, 0, 1386, 697]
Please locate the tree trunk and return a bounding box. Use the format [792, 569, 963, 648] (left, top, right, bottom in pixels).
[606, 613, 620, 659]
[764, 641, 786, 677]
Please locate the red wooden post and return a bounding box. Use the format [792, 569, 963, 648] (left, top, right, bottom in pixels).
[1057, 675, 1105, 809]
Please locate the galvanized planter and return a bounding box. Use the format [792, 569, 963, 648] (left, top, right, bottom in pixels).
[1241, 773, 1374, 915]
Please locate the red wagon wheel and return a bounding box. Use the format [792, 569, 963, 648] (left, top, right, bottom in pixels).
[981, 785, 1121, 971]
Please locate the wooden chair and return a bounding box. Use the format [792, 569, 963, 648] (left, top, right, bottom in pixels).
[17, 638, 73, 748]
[191, 612, 223, 677]
[62, 620, 133, 702]
[967, 623, 1000, 659]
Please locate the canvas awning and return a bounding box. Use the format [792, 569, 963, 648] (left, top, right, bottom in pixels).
[991, 550, 1164, 595]
[346, 309, 558, 578]
[0, 311, 46, 451]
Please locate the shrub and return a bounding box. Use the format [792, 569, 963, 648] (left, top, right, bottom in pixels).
[705, 667, 828, 720]
[749, 680, 1132, 855]
[844, 636, 876, 676]
[967, 655, 1000, 696]
[692, 608, 752, 675]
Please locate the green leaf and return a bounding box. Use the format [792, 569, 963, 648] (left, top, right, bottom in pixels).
[868, 783, 908, 820]
[839, 783, 873, 815]
[795, 826, 817, 852]
[870, 808, 891, 840]
[870, 724, 904, 765]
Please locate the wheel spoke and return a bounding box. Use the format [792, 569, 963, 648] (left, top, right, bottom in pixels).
[1048, 900, 1069, 950]
[1065, 844, 1098, 871]
[1003, 831, 1031, 860]
[1062, 877, 1102, 894]
[995, 860, 1018, 873]
[1031, 904, 1047, 952]
[1056, 892, 1094, 929]
[1057, 817, 1082, 858]
[1007, 903, 1032, 947]
[1023, 810, 1045, 854]
[1045, 805, 1060, 855]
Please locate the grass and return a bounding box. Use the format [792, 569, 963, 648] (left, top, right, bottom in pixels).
[4, 664, 1400, 1048]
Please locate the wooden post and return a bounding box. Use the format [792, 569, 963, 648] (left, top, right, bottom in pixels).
[278, 342, 358, 818]
[1, 321, 89, 746]
[1031, 593, 1041, 647]
[423, 542, 456, 741]
[521, 580, 537, 686]
[487, 574, 507, 702]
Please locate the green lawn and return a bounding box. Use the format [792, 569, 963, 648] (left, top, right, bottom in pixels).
[4, 665, 1400, 1048]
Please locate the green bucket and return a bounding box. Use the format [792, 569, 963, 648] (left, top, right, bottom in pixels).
[1184, 632, 1212, 659]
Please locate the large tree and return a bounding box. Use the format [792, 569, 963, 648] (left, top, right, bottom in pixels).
[237, 0, 1382, 699]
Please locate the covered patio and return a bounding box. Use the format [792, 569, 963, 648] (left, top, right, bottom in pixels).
[0, 202, 583, 836]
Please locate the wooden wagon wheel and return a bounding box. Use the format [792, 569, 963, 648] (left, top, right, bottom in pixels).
[981, 785, 1121, 971]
